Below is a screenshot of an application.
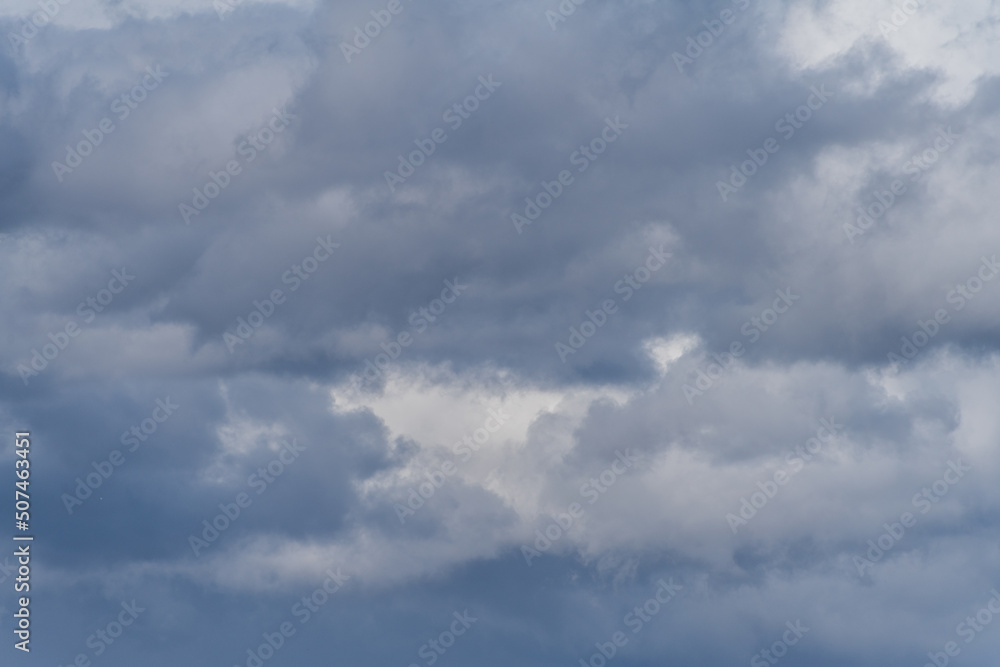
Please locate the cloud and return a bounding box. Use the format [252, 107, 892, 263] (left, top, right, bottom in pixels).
[3, 0, 1000, 665]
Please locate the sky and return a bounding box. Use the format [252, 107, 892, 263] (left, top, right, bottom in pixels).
[2, 0, 1000, 665]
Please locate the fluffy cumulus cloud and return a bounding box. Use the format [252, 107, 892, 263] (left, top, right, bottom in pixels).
[2, 0, 1000, 665]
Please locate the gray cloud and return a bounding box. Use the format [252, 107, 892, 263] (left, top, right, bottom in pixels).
[2, 0, 1000, 665]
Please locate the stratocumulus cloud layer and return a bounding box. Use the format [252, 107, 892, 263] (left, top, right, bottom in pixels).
[2, 0, 1000, 665]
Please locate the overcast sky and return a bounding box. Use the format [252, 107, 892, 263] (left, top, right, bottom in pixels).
[3, 0, 1000, 665]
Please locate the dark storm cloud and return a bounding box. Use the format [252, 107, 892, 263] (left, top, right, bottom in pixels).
[2, 0, 1000, 665]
